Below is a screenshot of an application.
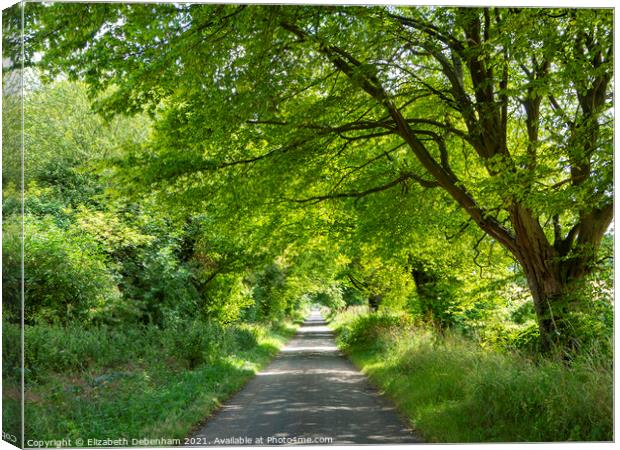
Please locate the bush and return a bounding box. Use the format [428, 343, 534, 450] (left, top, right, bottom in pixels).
[336, 311, 411, 351]
[251, 264, 288, 321]
[312, 285, 345, 310]
[165, 320, 227, 369]
[3, 217, 123, 325]
[202, 273, 254, 324]
[341, 286, 366, 307]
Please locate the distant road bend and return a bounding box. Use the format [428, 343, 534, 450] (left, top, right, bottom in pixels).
[188, 310, 420, 445]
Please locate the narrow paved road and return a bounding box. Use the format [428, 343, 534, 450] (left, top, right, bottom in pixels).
[188, 310, 420, 445]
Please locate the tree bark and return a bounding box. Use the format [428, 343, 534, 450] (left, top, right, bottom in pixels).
[509, 203, 612, 352]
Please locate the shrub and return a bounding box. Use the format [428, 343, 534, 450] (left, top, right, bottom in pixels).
[3, 217, 122, 325]
[164, 320, 225, 369]
[19, 317, 287, 384]
[202, 273, 254, 324]
[251, 264, 288, 321]
[337, 311, 411, 351]
[22, 324, 161, 381]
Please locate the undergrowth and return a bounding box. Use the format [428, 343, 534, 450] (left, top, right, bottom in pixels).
[3, 319, 298, 444]
[331, 308, 612, 442]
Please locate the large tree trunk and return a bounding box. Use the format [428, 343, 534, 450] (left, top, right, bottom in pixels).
[519, 256, 566, 352]
[508, 203, 609, 352]
[518, 256, 591, 354]
[510, 204, 562, 350]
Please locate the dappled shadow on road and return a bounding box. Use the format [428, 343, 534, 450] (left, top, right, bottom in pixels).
[190, 310, 420, 445]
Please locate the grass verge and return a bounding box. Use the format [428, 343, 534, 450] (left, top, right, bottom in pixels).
[3, 319, 299, 446]
[330, 307, 612, 443]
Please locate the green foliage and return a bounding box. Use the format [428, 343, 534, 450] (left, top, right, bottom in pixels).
[0, 4, 613, 443]
[332, 309, 612, 442]
[16, 319, 293, 384]
[28, 4, 614, 348]
[249, 263, 298, 322]
[119, 236, 201, 327]
[341, 286, 366, 307]
[166, 321, 212, 370]
[19, 319, 297, 442]
[202, 274, 254, 324]
[336, 310, 411, 352]
[410, 276, 461, 331]
[311, 285, 346, 310]
[3, 217, 122, 324]
[2, 321, 21, 382]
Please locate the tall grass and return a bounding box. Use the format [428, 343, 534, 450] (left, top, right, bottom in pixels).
[3, 319, 298, 443]
[332, 309, 613, 442]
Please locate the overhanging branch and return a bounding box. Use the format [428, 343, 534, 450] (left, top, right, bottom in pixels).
[288, 171, 438, 204]
[280, 19, 518, 252]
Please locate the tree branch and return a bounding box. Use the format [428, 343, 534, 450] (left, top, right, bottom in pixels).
[280, 19, 517, 253]
[288, 171, 438, 204]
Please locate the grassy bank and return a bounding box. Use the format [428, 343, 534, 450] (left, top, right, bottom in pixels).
[330, 308, 612, 442]
[3, 318, 299, 445]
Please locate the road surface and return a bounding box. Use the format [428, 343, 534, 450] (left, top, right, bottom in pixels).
[188, 310, 420, 445]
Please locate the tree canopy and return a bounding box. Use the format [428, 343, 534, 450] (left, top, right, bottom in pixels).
[20, 4, 614, 349]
